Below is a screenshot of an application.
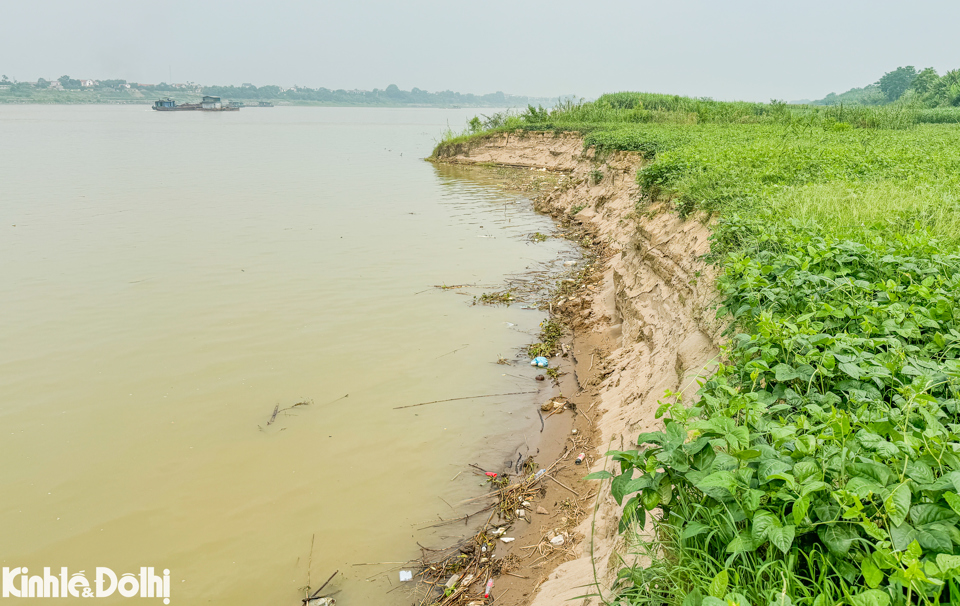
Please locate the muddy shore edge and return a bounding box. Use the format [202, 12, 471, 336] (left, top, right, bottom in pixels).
[429, 131, 726, 606]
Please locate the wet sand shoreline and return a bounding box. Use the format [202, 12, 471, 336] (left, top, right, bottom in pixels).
[428, 132, 723, 606]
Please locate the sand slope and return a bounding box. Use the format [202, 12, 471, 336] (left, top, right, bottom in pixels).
[436, 131, 725, 605]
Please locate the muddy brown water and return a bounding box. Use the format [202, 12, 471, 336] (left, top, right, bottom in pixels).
[0, 106, 578, 604]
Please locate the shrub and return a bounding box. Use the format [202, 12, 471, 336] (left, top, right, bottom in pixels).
[604, 218, 960, 605]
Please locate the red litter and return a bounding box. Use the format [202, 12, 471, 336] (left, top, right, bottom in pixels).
[484, 578, 494, 598]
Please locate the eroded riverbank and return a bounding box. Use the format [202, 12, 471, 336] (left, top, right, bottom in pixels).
[431, 131, 725, 606]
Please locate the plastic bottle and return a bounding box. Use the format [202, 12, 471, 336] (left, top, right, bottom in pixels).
[575, 452, 586, 465]
[484, 578, 494, 598]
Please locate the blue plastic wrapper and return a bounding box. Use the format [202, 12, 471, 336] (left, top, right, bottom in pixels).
[530, 356, 549, 368]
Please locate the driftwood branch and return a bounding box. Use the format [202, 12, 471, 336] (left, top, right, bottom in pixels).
[393, 391, 537, 410]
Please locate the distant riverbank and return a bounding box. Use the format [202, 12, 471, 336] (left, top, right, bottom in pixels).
[0, 83, 561, 108]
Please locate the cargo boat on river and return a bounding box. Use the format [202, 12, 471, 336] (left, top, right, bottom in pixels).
[152, 96, 239, 111]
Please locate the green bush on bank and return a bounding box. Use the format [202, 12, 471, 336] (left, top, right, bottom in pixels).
[603, 218, 960, 606]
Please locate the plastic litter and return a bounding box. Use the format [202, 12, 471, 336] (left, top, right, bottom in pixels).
[484, 579, 495, 598]
[445, 573, 461, 589]
[485, 472, 498, 478]
[534, 469, 546, 480]
[575, 452, 586, 465]
[530, 356, 549, 368]
[550, 534, 565, 546]
[399, 570, 413, 582]
[500, 537, 515, 543]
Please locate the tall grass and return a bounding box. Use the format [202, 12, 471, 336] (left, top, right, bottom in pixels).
[434, 92, 960, 156]
[768, 182, 960, 245]
[591, 123, 960, 223]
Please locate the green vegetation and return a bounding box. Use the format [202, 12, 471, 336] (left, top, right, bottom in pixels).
[606, 221, 960, 606]
[528, 318, 563, 359]
[444, 92, 960, 605]
[474, 291, 514, 305]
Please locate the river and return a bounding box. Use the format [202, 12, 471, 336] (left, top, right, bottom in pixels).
[0, 105, 576, 604]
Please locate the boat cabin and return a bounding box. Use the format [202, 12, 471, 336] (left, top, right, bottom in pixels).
[201, 96, 222, 110]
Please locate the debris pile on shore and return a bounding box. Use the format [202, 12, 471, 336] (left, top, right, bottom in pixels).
[412, 459, 559, 605]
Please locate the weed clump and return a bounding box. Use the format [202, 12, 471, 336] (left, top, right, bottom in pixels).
[474, 291, 513, 305]
[527, 319, 563, 359]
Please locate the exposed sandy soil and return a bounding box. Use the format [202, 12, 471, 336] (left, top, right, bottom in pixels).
[432, 131, 726, 606]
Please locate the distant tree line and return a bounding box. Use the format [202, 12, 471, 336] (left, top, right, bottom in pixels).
[814, 66, 960, 107]
[199, 82, 556, 107]
[0, 74, 558, 107]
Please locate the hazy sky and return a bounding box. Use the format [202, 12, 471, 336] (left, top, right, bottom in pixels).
[4, 0, 959, 102]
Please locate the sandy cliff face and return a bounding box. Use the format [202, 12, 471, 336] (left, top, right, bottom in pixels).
[436, 132, 726, 605]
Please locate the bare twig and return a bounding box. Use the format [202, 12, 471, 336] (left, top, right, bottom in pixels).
[307, 534, 314, 588]
[547, 474, 580, 498]
[394, 391, 537, 410]
[309, 570, 338, 599]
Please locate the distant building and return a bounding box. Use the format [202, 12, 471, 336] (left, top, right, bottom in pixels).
[241, 82, 254, 88]
[79, 79, 97, 87]
[201, 95, 222, 110]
